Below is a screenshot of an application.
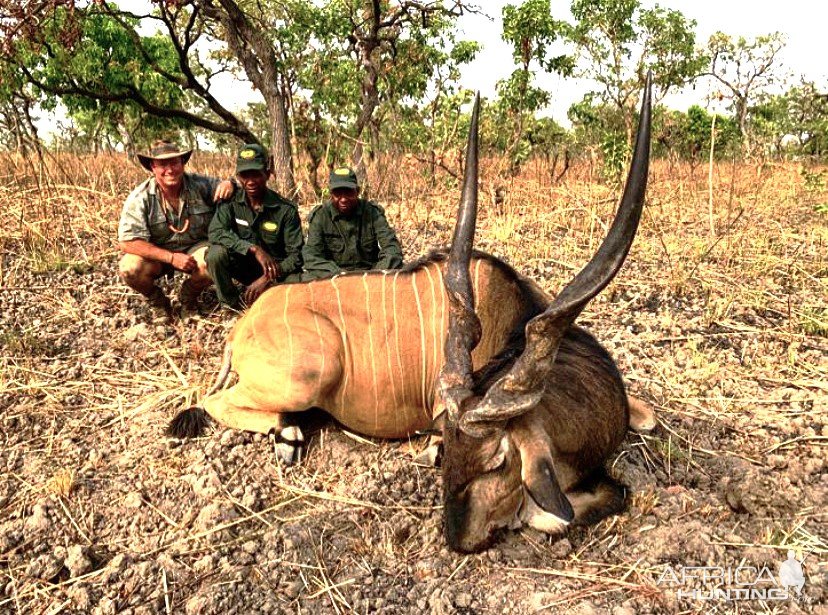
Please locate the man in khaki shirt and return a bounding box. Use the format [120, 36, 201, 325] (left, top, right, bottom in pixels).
[118, 140, 233, 322]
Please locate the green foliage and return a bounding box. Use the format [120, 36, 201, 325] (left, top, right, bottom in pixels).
[704, 31, 786, 152]
[502, 0, 571, 73]
[493, 0, 570, 173]
[7, 5, 192, 149]
[798, 307, 828, 337]
[599, 129, 629, 181]
[753, 81, 828, 158]
[568, 0, 705, 147]
[653, 105, 739, 160]
[801, 168, 825, 192]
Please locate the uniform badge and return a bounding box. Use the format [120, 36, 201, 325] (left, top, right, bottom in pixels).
[262, 221, 278, 231]
[240, 149, 256, 159]
[334, 167, 350, 175]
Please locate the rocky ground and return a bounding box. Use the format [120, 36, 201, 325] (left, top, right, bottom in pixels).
[1, 160, 826, 614]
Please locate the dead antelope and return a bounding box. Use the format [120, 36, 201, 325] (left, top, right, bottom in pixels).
[168, 76, 653, 552]
[437, 78, 652, 552]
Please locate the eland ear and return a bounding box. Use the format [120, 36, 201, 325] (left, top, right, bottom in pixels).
[522, 456, 574, 522]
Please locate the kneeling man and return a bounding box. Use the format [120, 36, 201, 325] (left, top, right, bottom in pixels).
[207, 144, 303, 310]
[118, 140, 233, 322]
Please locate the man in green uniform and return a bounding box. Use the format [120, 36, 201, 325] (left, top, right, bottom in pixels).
[302, 167, 403, 280]
[206, 144, 304, 310]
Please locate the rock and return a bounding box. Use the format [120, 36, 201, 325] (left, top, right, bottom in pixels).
[25, 553, 63, 580]
[69, 585, 92, 610]
[102, 553, 131, 584]
[25, 504, 51, 533]
[185, 594, 211, 615]
[93, 596, 117, 615]
[242, 540, 258, 555]
[529, 592, 557, 611]
[548, 537, 574, 558]
[193, 554, 216, 574]
[65, 545, 93, 577]
[123, 492, 143, 509]
[194, 502, 238, 532]
[123, 324, 150, 342]
[190, 470, 222, 499]
[0, 523, 22, 552]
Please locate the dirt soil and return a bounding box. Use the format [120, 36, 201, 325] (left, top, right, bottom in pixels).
[1, 158, 826, 614]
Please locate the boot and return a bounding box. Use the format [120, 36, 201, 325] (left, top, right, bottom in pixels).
[146, 286, 172, 325]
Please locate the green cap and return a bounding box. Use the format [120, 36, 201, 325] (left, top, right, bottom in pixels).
[236, 144, 269, 174]
[329, 166, 359, 190]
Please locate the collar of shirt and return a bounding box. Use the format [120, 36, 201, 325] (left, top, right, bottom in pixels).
[232, 187, 284, 211]
[328, 198, 364, 221]
[149, 174, 199, 210]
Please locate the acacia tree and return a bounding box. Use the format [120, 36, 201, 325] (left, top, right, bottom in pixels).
[703, 31, 786, 153]
[295, 0, 475, 183]
[0, 0, 478, 196]
[0, 2, 260, 153]
[568, 0, 705, 146]
[753, 80, 828, 157]
[0, 63, 41, 154]
[491, 0, 571, 173]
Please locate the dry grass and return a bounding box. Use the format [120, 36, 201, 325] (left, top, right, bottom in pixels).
[0, 149, 826, 613]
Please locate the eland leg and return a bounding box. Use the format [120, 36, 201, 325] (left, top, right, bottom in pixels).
[201, 385, 311, 465]
[566, 469, 627, 527]
[628, 395, 656, 432]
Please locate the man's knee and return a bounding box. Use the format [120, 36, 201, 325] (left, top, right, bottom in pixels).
[119, 253, 160, 287]
[206, 245, 230, 268]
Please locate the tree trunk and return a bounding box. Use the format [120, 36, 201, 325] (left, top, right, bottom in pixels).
[265, 89, 296, 198]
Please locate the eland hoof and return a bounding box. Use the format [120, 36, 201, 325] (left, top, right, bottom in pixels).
[269, 426, 305, 465]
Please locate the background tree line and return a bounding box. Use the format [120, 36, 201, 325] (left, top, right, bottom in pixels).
[1, 0, 826, 198]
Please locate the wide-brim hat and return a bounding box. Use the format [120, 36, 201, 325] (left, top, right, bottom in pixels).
[137, 140, 193, 171]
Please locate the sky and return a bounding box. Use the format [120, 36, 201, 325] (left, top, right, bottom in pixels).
[455, 0, 826, 124]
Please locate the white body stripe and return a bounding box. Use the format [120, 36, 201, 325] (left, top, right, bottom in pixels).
[380, 272, 398, 410]
[331, 277, 349, 411]
[424, 265, 439, 411]
[411, 272, 427, 407]
[392, 271, 405, 407]
[283, 285, 293, 401]
[362, 273, 379, 427]
[309, 284, 324, 401]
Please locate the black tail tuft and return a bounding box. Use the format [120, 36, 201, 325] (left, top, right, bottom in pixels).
[167, 407, 211, 439]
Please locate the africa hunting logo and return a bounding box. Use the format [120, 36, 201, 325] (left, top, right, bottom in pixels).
[656, 551, 810, 602]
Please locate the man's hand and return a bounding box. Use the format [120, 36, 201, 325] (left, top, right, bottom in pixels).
[214, 180, 235, 201]
[169, 251, 197, 273]
[244, 276, 270, 306]
[250, 246, 281, 281]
